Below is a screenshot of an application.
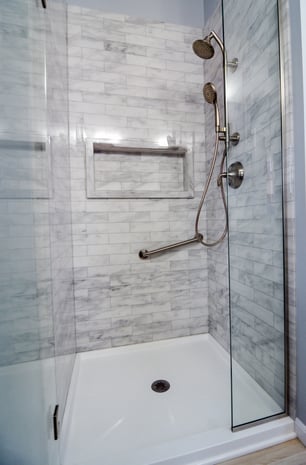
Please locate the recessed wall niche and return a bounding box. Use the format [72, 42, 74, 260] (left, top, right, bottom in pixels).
[85, 138, 194, 199]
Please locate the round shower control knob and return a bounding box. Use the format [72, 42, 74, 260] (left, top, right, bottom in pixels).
[227, 162, 244, 189]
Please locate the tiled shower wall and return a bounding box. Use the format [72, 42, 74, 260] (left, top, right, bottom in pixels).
[68, 0, 296, 413]
[202, 2, 230, 352]
[68, 6, 210, 351]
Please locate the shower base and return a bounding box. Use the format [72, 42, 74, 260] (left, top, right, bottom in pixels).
[61, 334, 295, 465]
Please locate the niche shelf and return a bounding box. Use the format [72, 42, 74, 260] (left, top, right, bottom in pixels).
[85, 140, 194, 199]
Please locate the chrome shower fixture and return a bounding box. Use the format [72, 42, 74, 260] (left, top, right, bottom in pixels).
[203, 82, 217, 104]
[192, 37, 215, 59]
[218, 161, 244, 189]
[202, 83, 239, 143]
[203, 82, 223, 134]
[192, 31, 224, 59]
[192, 30, 238, 71]
[137, 32, 241, 261]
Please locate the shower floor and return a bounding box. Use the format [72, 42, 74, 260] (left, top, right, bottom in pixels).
[61, 335, 295, 465]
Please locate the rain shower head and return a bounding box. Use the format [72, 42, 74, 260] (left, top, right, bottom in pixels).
[192, 31, 224, 60]
[192, 30, 239, 72]
[192, 38, 215, 59]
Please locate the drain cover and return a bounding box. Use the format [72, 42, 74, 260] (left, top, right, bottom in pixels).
[151, 379, 170, 393]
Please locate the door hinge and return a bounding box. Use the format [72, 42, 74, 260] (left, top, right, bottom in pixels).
[53, 405, 60, 441]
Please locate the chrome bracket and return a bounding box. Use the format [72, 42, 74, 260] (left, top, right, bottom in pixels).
[227, 58, 239, 72]
[219, 131, 240, 146]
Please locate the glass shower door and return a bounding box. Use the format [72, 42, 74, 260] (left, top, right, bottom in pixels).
[45, 0, 76, 434]
[223, 0, 286, 429]
[0, 1, 60, 463]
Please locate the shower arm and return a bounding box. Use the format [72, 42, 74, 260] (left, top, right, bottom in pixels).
[139, 234, 203, 260]
[209, 31, 238, 72]
[208, 31, 225, 54]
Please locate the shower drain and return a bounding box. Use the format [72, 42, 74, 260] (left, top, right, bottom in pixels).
[151, 379, 170, 393]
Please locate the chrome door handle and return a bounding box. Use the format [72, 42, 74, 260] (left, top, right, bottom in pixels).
[41, 0, 47, 8]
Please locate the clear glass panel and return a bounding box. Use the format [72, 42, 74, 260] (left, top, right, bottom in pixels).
[45, 0, 76, 430]
[223, 0, 286, 428]
[0, 1, 60, 463]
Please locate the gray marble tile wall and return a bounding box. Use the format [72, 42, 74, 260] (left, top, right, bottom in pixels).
[202, 2, 230, 353]
[67, 5, 210, 351]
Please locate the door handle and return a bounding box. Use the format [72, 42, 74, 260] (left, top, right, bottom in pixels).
[41, 0, 47, 8]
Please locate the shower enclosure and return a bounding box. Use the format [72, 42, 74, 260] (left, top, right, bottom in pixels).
[0, 0, 291, 464]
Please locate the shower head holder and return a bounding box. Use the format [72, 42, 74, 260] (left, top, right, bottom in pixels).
[227, 57, 239, 71]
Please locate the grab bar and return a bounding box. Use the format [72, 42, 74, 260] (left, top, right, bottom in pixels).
[93, 142, 186, 156]
[139, 234, 203, 259]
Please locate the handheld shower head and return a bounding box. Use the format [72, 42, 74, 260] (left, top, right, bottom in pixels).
[203, 82, 220, 133]
[203, 82, 217, 104]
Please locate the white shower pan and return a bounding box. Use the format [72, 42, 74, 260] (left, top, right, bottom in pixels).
[61, 334, 295, 465]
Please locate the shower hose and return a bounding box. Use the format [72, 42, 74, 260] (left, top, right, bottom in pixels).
[195, 134, 228, 247]
[138, 134, 228, 259]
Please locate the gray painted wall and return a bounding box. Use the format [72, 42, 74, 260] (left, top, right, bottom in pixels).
[66, 0, 204, 28]
[203, 0, 219, 21]
[290, 0, 306, 424]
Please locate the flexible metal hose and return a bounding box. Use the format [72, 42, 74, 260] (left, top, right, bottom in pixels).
[138, 136, 228, 259]
[194, 134, 228, 247]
